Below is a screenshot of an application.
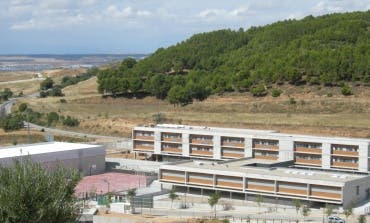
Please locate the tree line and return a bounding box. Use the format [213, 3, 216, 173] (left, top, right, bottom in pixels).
[97, 11, 370, 105]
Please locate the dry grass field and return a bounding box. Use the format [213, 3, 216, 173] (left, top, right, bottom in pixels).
[17, 77, 370, 139]
[0, 71, 36, 82]
[0, 129, 91, 146]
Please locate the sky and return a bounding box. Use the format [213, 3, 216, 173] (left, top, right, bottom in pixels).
[0, 0, 369, 54]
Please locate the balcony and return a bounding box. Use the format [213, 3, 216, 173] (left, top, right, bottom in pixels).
[278, 188, 307, 196]
[253, 144, 279, 151]
[295, 147, 322, 154]
[134, 145, 154, 151]
[190, 139, 213, 145]
[247, 185, 275, 192]
[310, 191, 342, 200]
[162, 137, 182, 143]
[222, 152, 244, 159]
[254, 155, 278, 160]
[162, 147, 182, 154]
[161, 175, 184, 183]
[295, 158, 322, 166]
[216, 181, 243, 189]
[332, 150, 359, 157]
[134, 135, 154, 141]
[221, 141, 244, 148]
[331, 161, 358, 169]
[188, 178, 213, 186]
[190, 150, 213, 156]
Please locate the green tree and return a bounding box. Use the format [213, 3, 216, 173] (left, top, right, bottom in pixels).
[18, 103, 28, 112]
[40, 77, 54, 90]
[325, 203, 333, 219]
[0, 88, 13, 101]
[167, 85, 192, 106]
[358, 215, 366, 223]
[0, 158, 81, 223]
[126, 189, 137, 214]
[301, 205, 310, 222]
[344, 203, 353, 222]
[47, 112, 59, 126]
[256, 194, 264, 214]
[168, 189, 179, 208]
[208, 191, 221, 218]
[293, 199, 301, 215]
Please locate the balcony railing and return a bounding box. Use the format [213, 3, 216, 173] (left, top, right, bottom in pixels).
[162, 137, 182, 143]
[310, 191, 342, 200]
[162, 147, 182, 153]
[253, 144, 279, 151]
[295, 158, 322, 166]
[295, 147, 322, 154]
[254, 155, 278, 160]
[221, 142, 244, 148]
[134, 145, 154, 151]
[331, 161, 358, 169]
[247, 185, 275, 192]
[134, 135, 154, 141]
[190, 150, 213, 156]
[216, 181, 243, 189]
[222, 152, 244, 158]
[332, 150, 359, 157]
[161, 175, 184, 183]
[278, 188, 307, 196]
[190, 139, 213, 145]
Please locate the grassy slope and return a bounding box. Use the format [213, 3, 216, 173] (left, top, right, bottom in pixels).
[19, 77, 370, 138]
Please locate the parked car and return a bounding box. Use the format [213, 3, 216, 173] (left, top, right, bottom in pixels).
[328, 215, 345, 223]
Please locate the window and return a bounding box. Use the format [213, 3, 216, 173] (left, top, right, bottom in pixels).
[356, 186, 360, 195]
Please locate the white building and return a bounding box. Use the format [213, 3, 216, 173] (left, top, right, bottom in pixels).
[133, 124, 370, 173]
[0, 142, 105, 175]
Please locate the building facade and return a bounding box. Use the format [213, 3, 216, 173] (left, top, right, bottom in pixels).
[159, 159, 370, 207]
[0, 142, 105, 175]
[133, 124, 370, 173]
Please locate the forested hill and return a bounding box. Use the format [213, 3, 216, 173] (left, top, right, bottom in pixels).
[97, 10, 370, 105]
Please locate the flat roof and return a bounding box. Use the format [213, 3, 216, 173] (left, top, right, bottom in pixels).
[136, 124, 370, 143]
[0, 142, 101, 159]
[162, 159, 367, 184]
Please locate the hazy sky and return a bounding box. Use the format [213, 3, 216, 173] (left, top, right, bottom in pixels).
[1, 0, 369, 54]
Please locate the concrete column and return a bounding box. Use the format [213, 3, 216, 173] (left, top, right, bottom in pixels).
[245, 137, 253, 157]
[242, 177, 246, 192]
[358, 143, 369, 172]
[274, 180, 278, 194]
[154, 131, 161, 154]
[185, 172, 188, 184]
[182, 133, 190, 157]
[322, 143, 331, 169]
[278, 139, 294, 162]
[213, 135, 221, 159]
[213, 174, 216, 188]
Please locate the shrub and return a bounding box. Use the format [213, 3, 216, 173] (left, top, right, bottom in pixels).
[341, 85, 353, 96]
[60, 99, 67, 103]
[250, 83, 267, 97]
[63, 116, 79, 127]
[18, 103, 28, 112]
[271, 89, 281, 97]
[289, 97, 296, 105]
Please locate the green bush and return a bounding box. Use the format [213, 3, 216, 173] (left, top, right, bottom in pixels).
[341, 85, 353, 96]
[271, 89, 281, 97]
[18, 103, 28, 112]
[289, 97, 297, 105]
[63, 116, 79, 127]
[250, 84, 267, 97]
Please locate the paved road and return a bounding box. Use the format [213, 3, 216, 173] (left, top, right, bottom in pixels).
[0, 98, 16, 118]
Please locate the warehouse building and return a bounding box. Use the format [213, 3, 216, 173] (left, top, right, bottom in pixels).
[0, 142, 105, 175]
[159, 158, 370, 207]
[133, 124, 370, 173]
